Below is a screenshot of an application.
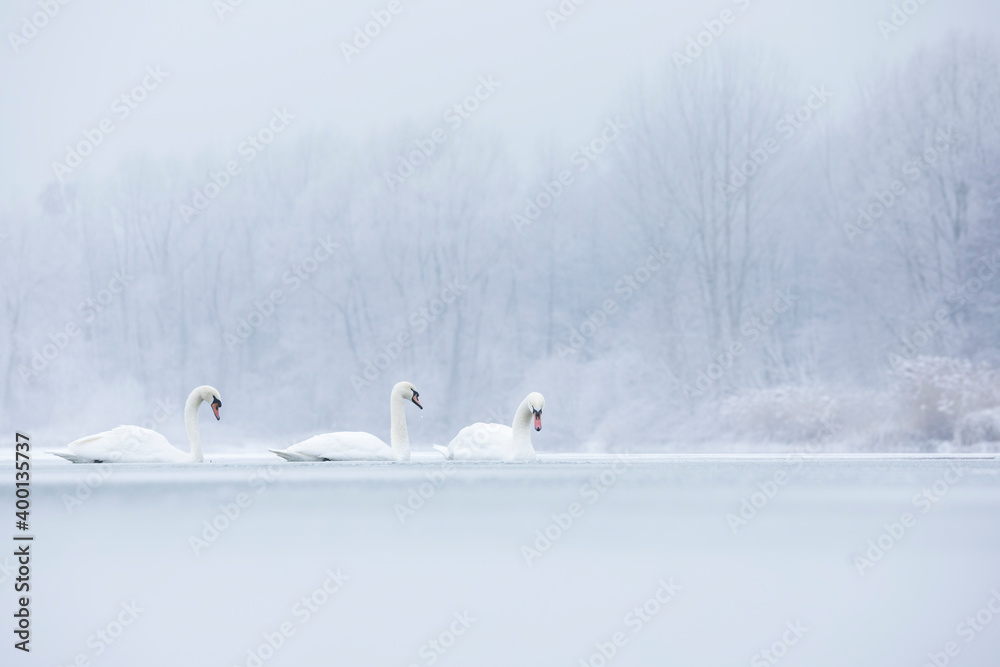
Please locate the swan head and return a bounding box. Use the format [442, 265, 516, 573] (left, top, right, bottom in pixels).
[193, 385, 223, 420]
[526, 392, 544, 431]
[394, 381, 422, 410]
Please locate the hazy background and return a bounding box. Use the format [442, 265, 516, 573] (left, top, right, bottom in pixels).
[3, 0, 1000, 451]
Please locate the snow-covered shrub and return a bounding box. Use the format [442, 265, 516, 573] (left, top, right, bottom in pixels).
[889, 356, 1000, 441]
[720, 385, 840, 443]
[846, 422, 932, 453]
[958, 408, 1000, 445]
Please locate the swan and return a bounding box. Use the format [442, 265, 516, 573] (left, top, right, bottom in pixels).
[269, 381, 422, 462]
[434, 392, 544, 461]
[49, 385, 222, 463]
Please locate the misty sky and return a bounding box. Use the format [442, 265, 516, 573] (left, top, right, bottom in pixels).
[3, 0, 999, 209]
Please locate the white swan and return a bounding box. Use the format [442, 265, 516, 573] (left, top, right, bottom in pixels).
[269, 381, 422, 462]
[434, 392, 544, 461]
[49, 385, 222, 463]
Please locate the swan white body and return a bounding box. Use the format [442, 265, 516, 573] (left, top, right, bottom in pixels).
[49, 386, 222, 464]
[435, 392, 544, 461]
[270, 381, 421, 462]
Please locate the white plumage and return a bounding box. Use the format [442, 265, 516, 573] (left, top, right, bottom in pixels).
[58, 426, 189, 463]
[436, 392, 544, 461]
[49, 385, 222, 464]
[270, 381, 421, 462]
[270, 432, 397, 461]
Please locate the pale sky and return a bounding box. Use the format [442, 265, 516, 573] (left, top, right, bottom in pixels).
[2, 0, 998, 209]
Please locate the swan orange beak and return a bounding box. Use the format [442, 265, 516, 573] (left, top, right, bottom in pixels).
[411, 395, 423, 410]
[534, 412, 542, 431]
[211, 398, 222, 420]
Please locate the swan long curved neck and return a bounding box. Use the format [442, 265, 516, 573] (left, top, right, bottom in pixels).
[510, 397, 535, 460]
[184, 391, 205, 463]
[389, 395, 410, 460]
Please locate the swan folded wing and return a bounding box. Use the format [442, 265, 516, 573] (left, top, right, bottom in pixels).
[287, 432, 395, 461]
[447, 423, 514, 460]
[67, 425, 182, 463]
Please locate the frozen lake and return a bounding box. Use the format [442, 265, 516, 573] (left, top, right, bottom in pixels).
[6, 453, 1000, 666]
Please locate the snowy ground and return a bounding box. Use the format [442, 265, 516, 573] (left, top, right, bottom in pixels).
[4, 453, 1000, 666]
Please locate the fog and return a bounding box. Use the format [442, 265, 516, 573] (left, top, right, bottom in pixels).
[3, 0, 1000, 452]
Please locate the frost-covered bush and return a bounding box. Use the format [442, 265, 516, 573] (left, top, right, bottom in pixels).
[958, 408, 1000, 445]
[720, 385, 840, 443]
[700, 357, 1000, 450]
[889, 356, 1000, 441]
